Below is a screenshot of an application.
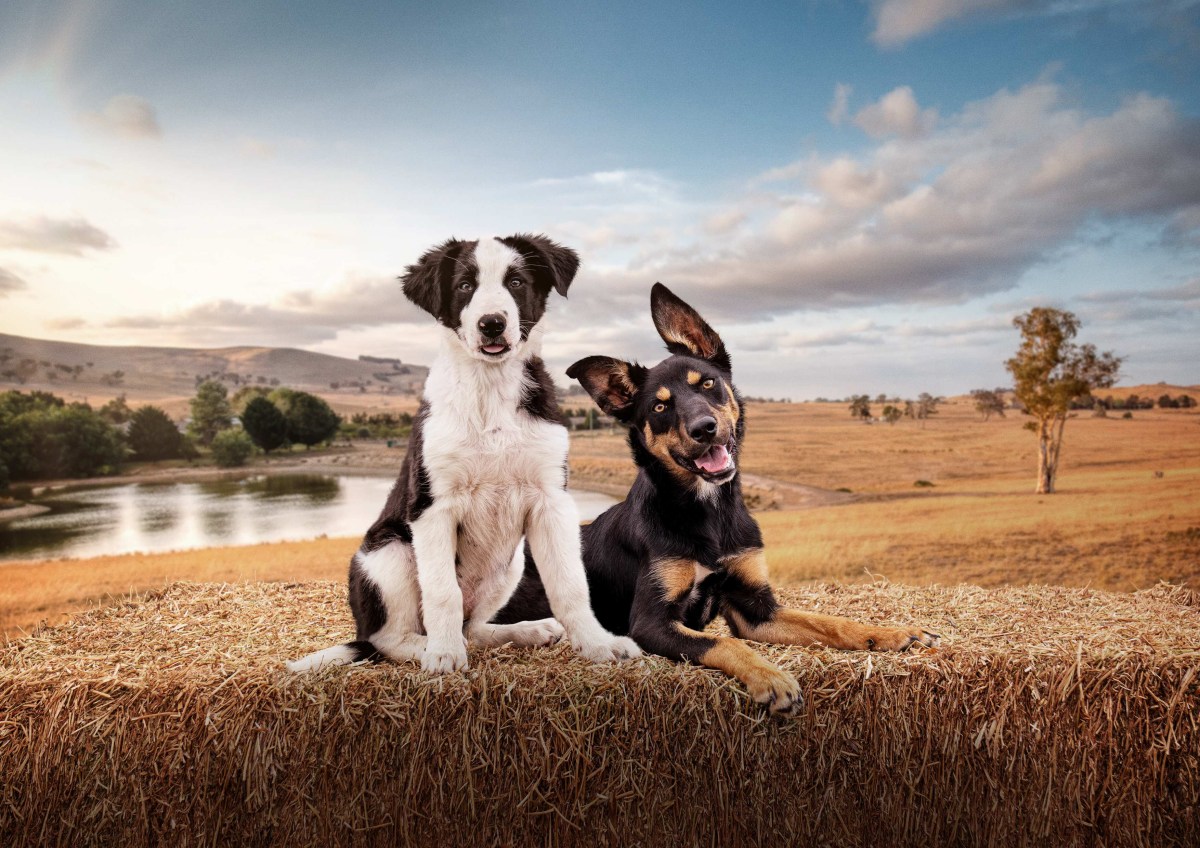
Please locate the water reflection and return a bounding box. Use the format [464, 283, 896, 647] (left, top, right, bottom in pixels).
[0, 475, 617, 562]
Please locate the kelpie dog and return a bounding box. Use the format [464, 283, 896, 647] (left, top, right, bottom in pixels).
[496, 283, 940, 714]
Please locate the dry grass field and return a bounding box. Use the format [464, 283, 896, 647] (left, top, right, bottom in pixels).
[3, 396, 1196, 641]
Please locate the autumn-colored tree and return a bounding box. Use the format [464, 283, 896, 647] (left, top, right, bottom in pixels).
[1005, 308, 1121, 494]
[970, 388, 1007, 421]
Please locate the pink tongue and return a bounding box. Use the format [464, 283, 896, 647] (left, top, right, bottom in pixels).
[482, 344, 506, 354]
[696, 444, 730, 473]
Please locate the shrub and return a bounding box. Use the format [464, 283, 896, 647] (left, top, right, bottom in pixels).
[281, 392, 341, 448]
[127, 406, 188, 462]
[241, 397, 288, 453]
[210, 429, 255, 467]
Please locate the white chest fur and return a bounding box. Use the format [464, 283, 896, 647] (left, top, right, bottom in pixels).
[421, 332, 567, 500]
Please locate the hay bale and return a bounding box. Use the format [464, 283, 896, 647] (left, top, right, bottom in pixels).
[1, 581, 1197, 847]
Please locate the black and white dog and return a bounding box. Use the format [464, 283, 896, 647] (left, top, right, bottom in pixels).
[289, 234, 640, 673]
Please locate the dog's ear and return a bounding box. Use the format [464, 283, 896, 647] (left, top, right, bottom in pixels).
[400, 238, 469, 319]
[566, 356, 647, 423]
[498, 233, 580, 298]
[650, 282, 731, 372]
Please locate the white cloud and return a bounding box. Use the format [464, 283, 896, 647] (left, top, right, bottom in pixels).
[0, 267, 27, 295]
[80, 94, 162, 139]
[870, 0, 1022, 46]
[867, 0, 1196, 47]
[579, 79, 1200, 323]
[98, 271, 412, 346]
[852, 86, 938, 138]
[0, 215, 116, 255]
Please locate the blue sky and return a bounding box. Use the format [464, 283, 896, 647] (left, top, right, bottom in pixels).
[1, 0, 1197, 397]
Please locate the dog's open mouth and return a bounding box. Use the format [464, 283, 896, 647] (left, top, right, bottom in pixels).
[480, 342, 510, 357]
[695, 444, 732, 474]
[676, 441, 737, 479]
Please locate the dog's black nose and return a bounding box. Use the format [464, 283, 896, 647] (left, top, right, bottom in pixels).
[478, 314, 506, 338]
[689, 416, 718, 442]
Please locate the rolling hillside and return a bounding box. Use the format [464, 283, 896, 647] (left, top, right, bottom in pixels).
[0, 333, 427, 416]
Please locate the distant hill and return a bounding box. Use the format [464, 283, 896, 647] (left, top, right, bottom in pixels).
[1095, 383, 1200, 401]
[0, 333, 428, 416]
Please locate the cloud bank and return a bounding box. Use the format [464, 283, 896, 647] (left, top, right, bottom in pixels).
[0, 216, 116, 255]
[584, 80, 1200, 323]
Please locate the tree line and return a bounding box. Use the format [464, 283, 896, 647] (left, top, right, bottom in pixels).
[0, 381, 342, 489]
[847, 393, 942, 424]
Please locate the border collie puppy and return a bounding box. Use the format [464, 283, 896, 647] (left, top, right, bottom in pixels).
[289, 234, 640, 673]
[496, 284, 939, 714]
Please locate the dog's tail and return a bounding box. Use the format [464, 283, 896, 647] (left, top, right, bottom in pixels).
[286, 640, 381, 673]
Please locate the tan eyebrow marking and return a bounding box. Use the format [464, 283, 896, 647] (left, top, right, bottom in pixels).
[656, 386, 671, 401]
[687, 370, 701, 385]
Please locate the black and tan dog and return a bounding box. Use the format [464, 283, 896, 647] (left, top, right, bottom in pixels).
[496, 283, 940, 715]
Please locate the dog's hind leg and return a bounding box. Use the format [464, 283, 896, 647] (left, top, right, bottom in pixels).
[719, 548, 941, 651]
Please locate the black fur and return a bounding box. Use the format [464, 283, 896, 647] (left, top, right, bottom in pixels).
[495, 283, 774, 662]
[499, 232, 580, 298]
[521, 356, 566, 426]
[401, 234, 577, 343]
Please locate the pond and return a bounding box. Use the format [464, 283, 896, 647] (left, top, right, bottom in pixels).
[0, 475, 618, 562]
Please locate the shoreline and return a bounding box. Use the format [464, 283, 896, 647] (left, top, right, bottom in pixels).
[0, 504, 52, 524]
[22, 445, 405, 497]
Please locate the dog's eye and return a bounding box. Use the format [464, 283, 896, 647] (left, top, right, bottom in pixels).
[653, 403, 666, 413]
[457, 281, 474, 292]
[507, 278, 523, 289]
[702, 379, 715, 389]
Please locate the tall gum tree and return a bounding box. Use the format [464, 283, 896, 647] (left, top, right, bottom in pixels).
[1005, 308, 1122, 494]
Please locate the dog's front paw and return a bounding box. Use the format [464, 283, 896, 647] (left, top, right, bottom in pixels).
[421, 645, 469, 673]
[573, 633, 643, 663]
[745, 666, 804, 717]
[863, 626, 941, 652]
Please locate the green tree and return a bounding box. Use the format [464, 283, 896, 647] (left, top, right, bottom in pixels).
[1005, 308, 1122, 494]
[0, 391, 124, 481]
[848, 395, 871, 421]
[188, 380, 233, 446]
[881, 405, 902, 425]
[127, 406, 189, 461]
[283, 392, 341, 448]
[230, 385, 271, 416]
[241, 396, 288, 453]
[98, 394, 133, 425]
[210, 428, 255, 467]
